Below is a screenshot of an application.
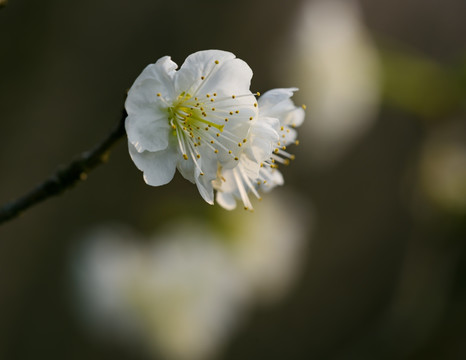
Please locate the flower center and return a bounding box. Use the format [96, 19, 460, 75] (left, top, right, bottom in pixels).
[165, 90, 251, 175]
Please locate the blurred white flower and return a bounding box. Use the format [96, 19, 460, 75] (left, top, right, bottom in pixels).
[75, 224, 247, 360]
[214, 89, 305, 211]
[125, 50, 258, 204]
[288, 0, 381, 166]
[72, 194, 311, 360]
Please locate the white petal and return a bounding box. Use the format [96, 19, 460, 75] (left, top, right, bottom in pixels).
[195, 177, 215, 205]
[128, 143, 177, 186]
[260, 168, 284, 193]
[248, 116, 280, 163]
[193, 157, 218, 205]
[176, 153, 195, 184]
[284, 107, 305, 127]
[258, 88, 298, 114]
[125, 56, 177, 114]
[174, 50, 253, 98]
[216, 192, 238, 210]
[125, 112, 171, 153]
[258, 88, 305, 128]
[125, 56, 178, 153]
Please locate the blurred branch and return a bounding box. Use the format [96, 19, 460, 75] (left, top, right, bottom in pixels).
[0, 110, 127, 225]
[0, 0, 7, 9]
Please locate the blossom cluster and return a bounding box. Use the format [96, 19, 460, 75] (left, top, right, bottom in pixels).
[125, 50, 304, 210]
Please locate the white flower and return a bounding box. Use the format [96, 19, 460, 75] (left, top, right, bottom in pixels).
[125, 50, 258, 204]
[74, 224, 248, 360]
[214, 88, 305, 210]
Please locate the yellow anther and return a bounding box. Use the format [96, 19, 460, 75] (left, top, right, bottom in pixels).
[232, 95, 236, 99]
[302, 104, 307, 110]
[213, 93, 217, 96]
[212, 108, 215, 111]
[216, 133, 220, 137]
[238, 143, 242, 147]
[229, 111, 233, 115]
[256, 92, 260, 96]
[235, 110, 239, 114]
[243, 139, 247, 143]
[295, 140, 300, 145]
[214, 149, 218, 154]
[157, 93, 161, 97]
[206, 94, 210, 97]
[228, 150, 232, 154]
[201, 76, 205, 80]
[215, 60, 219, 64]
[200, 172, 204, 176]
[249, 117, 253, 120]
[282, 146, 286, 150]
[183, 154, 188, 160]
[234, 157, 239, 160]
[196, 154, 200, 159]
[224, 118, 229, 122]
[280, 126, 284, 131]
[210, 140, 214, 144]
[274, 148, 279, 154]
[290, 155, 296, 160]
[210, 99, 214, 102]
[254, 103, 257, 107]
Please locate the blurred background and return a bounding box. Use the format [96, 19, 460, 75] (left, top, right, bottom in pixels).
[1, 0, 465, 359]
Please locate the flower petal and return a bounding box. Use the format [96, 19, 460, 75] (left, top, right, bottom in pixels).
[193, 156, 218, 205]
[174, 50, 253, 98]
[125, 56, 179, 153]
[259, 88, 305, 127]
[128, 143, 177, 186]
[125, 112, 171, 153]
[216, 192, 238, 211]
[125, 56, 177, 114]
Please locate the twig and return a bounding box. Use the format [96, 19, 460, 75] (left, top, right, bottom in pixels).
[0, 109, 127, 225]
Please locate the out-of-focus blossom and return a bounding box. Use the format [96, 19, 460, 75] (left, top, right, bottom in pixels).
[75, 224, 247, 360]
[288, 0, 381, 166]
[72, 193, 311, 360]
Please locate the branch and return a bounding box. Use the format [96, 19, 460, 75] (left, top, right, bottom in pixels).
[0, 0, 8, 9]
[0, 109, 127, 225]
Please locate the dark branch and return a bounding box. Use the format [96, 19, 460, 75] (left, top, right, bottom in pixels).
[0, 109, 127, 225]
